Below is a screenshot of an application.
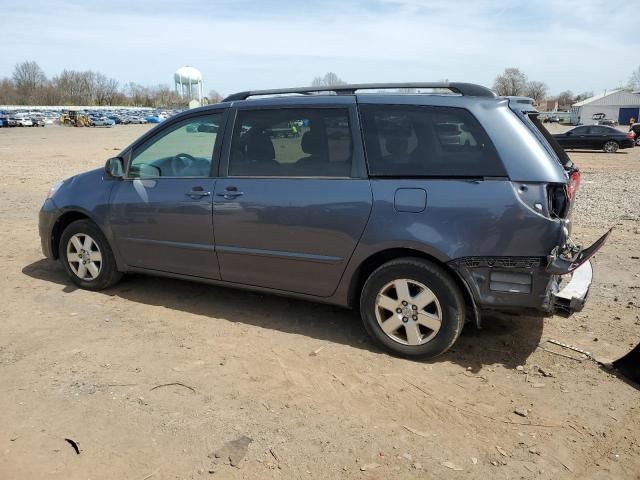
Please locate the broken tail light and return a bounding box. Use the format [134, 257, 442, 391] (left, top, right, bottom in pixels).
[566, 169, 581, 201]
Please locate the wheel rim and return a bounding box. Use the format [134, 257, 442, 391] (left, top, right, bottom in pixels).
[604, 141, 618, 153]
[66, 233, 102, 280]
[374, 279, 442, 346]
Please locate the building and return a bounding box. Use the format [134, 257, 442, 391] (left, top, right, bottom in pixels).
[571, 89, 640, 125]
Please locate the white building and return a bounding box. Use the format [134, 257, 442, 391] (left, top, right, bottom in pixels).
[571, 89, 640, 125]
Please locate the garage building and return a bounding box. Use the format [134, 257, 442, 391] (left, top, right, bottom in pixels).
[571, 89, 640, 125]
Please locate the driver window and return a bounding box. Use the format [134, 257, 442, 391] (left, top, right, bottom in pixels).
[129, 113, 223, 178]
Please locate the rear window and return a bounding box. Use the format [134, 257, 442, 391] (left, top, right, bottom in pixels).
[525, 113, 572, 168]
[359, 105, 505, 177]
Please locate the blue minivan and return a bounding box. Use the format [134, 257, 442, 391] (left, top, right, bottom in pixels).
[39, 83, 609, 358]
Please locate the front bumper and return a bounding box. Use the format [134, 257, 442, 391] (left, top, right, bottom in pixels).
[552, 260, 592, 316]
[39, 199, 59, 259]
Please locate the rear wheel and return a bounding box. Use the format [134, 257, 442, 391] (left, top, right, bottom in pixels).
[360, 258, 465, 359]
[59, 220, 122, 290]
[603, 140, 619, 153]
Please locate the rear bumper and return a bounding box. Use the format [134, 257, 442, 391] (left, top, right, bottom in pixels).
[450, 230, 610, 317]
[552, 260, 592, 316]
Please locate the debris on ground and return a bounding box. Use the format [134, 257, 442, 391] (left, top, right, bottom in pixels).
[514, 407, 529, 417]
[210, 436, 253, 468]
[360, 463, 380, 471]
[442, 461, 463, 471]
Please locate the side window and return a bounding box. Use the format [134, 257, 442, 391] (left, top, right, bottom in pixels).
[229, 108, 353, 177]
[590, 126, 607, 135]
[359, 105, 505, 177]
[129, 113, 223, 178]
[572, 126, 589, 135]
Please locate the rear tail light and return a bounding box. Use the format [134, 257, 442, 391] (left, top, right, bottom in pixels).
[566, 170, 581, 201]
[627, 131, 636, 139]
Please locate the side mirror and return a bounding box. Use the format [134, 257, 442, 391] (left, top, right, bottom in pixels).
[105, 157, 124, 179]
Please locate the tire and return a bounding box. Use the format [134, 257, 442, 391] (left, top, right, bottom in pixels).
[359, 257, 465, 359]
[603, 140, 619, 153]
[58, 219, 122, 290]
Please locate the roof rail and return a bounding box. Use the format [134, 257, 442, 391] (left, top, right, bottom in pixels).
[223, 82, 495, 102]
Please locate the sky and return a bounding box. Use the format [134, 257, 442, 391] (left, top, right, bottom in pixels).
[0, 0, 637, 97]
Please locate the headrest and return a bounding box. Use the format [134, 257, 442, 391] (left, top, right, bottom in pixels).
[301, 130, 324, 155]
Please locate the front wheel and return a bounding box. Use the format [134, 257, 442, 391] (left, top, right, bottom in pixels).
[359, 258, 465, 359]
[603, 140, 619, 153]
[59, 220, 122, 290]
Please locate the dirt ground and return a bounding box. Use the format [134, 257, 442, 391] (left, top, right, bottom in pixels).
[1, 124, 639, 480]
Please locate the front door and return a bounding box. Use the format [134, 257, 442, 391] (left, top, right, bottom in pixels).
[109, 111, 226, 278]
[213, 104, 372, 297]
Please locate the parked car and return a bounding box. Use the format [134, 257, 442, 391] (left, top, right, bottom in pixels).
[39, 82, 609, 359]
[2, 117, 17, 127]
[553, 125, 635, 153]
[31, 118, 46, 127]
[543, 115, 561, 123]
[598, 119, 618, 127]
[15, 117, 33, 127]
[90, 116, 115, 127]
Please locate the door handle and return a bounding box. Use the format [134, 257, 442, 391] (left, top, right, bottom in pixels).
[216, 191, 244, 199]
[216, 186, 244, 199]
[186, 188, 211, 198]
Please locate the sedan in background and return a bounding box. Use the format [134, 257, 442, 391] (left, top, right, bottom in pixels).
[553, 125, 635, 153]
[90, 117, 115, 127]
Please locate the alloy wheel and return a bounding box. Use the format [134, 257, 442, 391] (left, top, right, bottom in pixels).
[603, 141, 619, 153]
[66, 233, 102, 280]
[374, 279, 442, 346]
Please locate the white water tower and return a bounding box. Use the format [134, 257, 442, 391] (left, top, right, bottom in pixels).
[174, 66, 203, 105]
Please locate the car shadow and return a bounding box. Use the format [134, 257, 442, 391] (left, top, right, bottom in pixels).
[22, 259, 543, 372]
[565, 150, 629, 154]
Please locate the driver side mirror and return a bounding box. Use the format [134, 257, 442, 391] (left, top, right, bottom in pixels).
[105, 157, 124, 179]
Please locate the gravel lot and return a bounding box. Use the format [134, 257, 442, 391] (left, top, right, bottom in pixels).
[0, 125, 638, 479]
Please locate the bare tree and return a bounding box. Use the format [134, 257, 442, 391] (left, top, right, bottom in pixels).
[207, 89, 223, 103]
[524, 81, 548, 104]
[574, 91, 594, 102]
[629, 65, 640, 90]
[0, 78, 18, 104]
[493, 68, 527, 96]
[94, 73, 120, 106]
[311, 72, 346, 87]
[12, 61, 47, 104]
[556, 90, 574, 108]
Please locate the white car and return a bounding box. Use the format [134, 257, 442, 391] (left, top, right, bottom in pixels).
[16, 118, 33, 127]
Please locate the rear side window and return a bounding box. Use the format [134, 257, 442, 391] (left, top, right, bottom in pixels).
[229, 108, 353, 177]
[359, 105, 505, 177]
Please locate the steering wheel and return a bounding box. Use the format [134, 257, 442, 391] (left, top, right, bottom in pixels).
[170, 153, 196, 175]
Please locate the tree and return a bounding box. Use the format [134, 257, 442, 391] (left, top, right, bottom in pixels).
[492, 68, 527, 96]
[629, 65, 640, 91]
[94, 73, 120, 106]
[574, 91, 594, 102]
[524, 81, 548, 104]
[311, 72, 346, 87]
[12, 61, 47, 104]
[208, 89, 223, 103]
[556, 90, 574, 107]
[0, 78, 18, 105]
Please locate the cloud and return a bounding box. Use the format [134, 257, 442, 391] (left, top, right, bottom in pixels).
[0, 0, 635, 95]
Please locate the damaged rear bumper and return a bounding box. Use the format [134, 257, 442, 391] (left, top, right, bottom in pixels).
[449, 229, 611, 318]
[552, 260, 592, 316]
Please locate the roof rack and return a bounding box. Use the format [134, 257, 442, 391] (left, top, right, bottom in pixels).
[223, 82, 495, 102]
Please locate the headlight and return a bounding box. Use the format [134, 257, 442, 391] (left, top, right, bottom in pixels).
[47, 180, 64, 199]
